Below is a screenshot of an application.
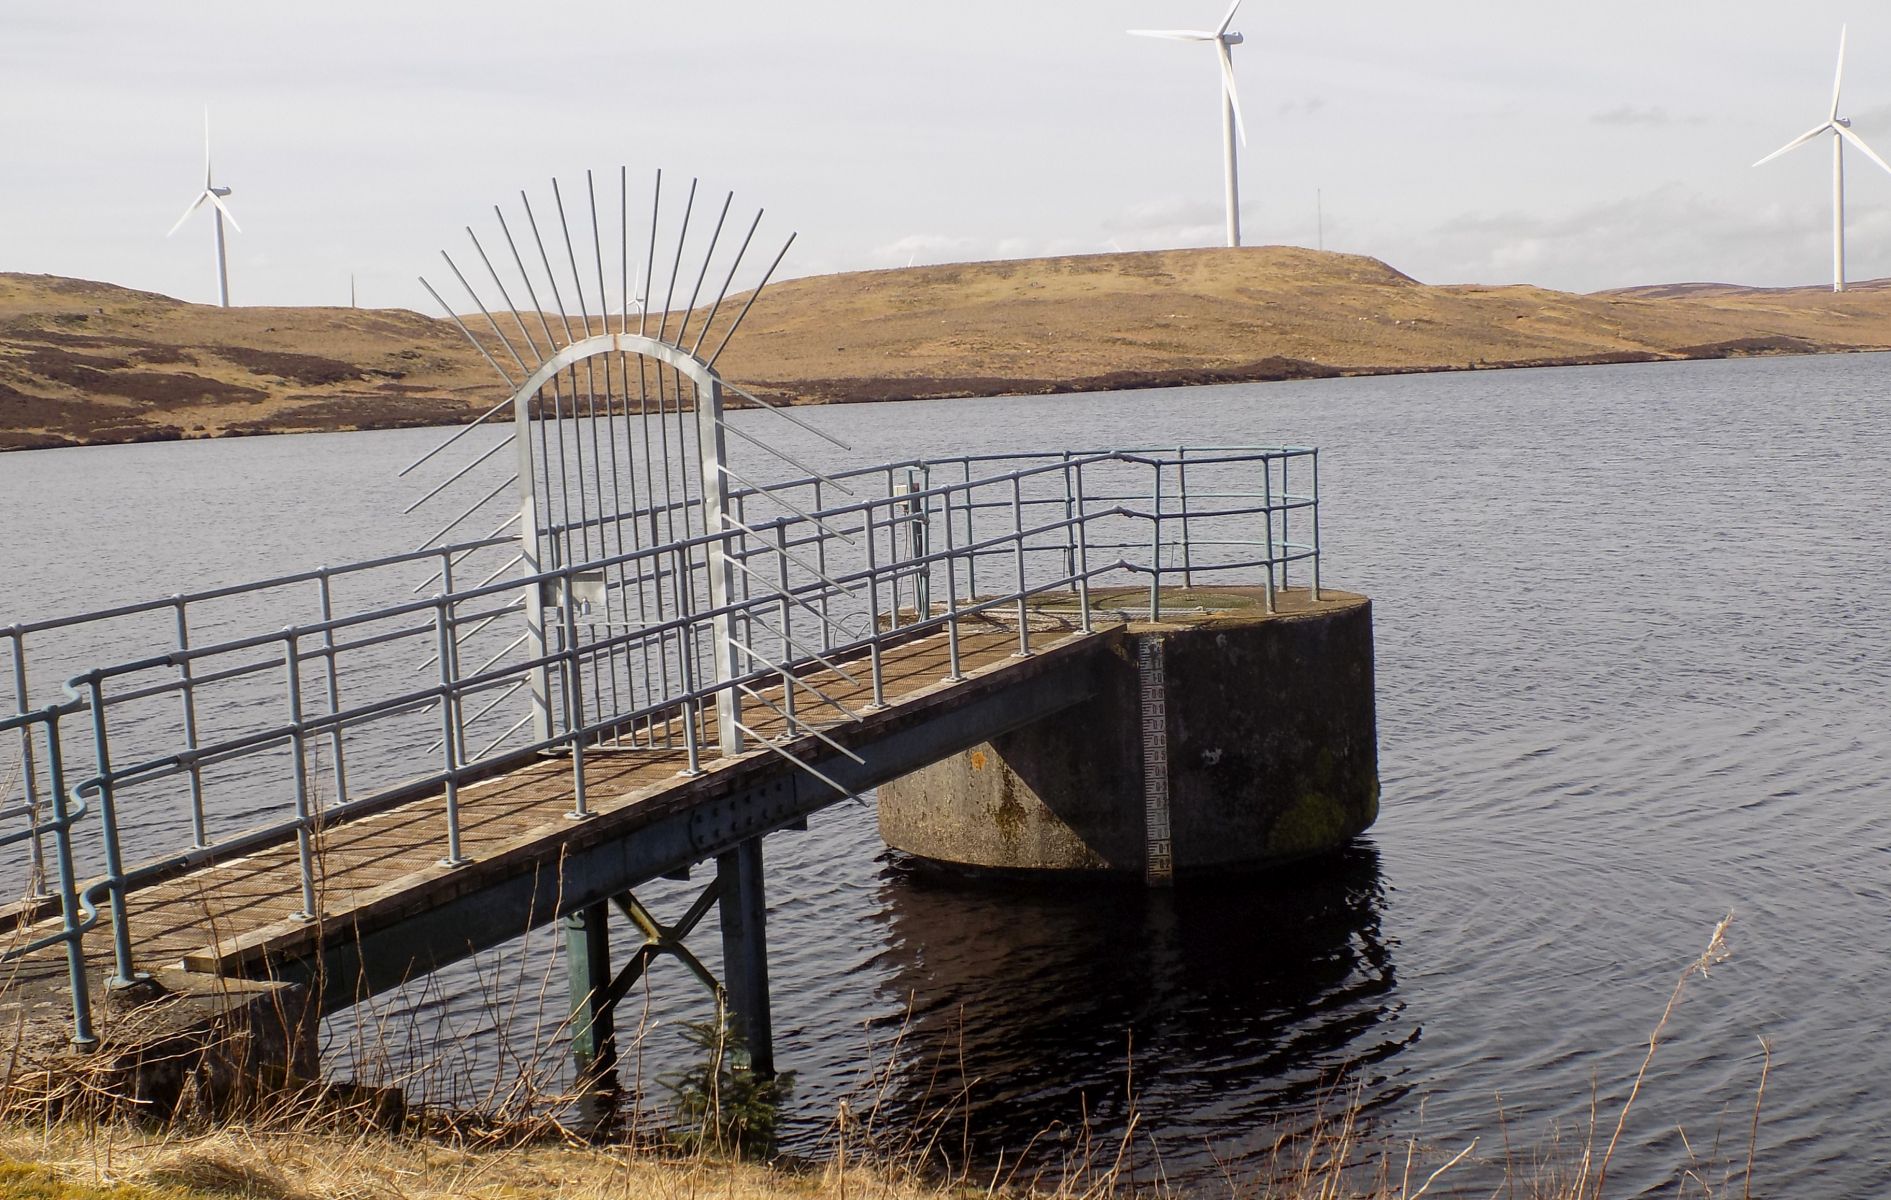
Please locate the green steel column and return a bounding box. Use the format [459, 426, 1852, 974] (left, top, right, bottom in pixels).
[716, 837, 774, 1075]
[564, 903, 617, 1090]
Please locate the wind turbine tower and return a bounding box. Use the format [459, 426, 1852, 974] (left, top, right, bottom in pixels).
[1130, 0, 1249, 248]
[167, 110, 242, 307]
[1754, 26, 1891, 292]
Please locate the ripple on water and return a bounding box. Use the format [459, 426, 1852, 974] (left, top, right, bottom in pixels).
[7, 352, 1891, 1191]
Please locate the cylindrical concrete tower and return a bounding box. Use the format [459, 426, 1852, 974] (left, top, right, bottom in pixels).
[876, 589, 1378, 882]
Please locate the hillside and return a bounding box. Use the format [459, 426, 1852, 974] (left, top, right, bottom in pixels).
[7, 247, 1891, 450]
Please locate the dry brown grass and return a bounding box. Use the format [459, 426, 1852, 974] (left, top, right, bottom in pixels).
[0, 1123, 946, 1200]
[0, 911, 1768, 1200]
[10, 248, 1891, 450]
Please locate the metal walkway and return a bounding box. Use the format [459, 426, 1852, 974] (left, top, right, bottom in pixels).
[3, 618, 1108, 1067]
[144, 624, 1094, 1000]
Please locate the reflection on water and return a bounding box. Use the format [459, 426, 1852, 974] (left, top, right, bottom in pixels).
[864, 845, 1404, 1166]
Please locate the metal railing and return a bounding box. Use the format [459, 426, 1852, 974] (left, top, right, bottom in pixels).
[1, 445, 1319, 1046]
[0, 703, 96, 1045]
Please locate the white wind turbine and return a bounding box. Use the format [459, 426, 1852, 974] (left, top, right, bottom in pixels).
[1130, 0, 1249, 248]
[1754, 25, 1891, 293]
[167, 109, 241, 307]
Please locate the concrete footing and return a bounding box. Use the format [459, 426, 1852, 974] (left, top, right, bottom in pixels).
[0, 966, 319, 1119]
[876, 588, 1378, 881]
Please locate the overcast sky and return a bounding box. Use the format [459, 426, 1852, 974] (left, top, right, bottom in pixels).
[8, 2, 1891, 310]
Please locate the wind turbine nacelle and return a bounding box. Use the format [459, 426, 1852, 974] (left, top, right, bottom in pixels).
[1223, 31, 1244, 44]
[1837, 117, 1853, 128]
[211, 186, 234, 197]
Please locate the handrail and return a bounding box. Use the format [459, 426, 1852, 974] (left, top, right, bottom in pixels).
[0, 703, 97, 1046]
[0, 445, 1323, 1047]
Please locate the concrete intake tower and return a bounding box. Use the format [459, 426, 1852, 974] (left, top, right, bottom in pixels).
[877, 587, 1378, 883]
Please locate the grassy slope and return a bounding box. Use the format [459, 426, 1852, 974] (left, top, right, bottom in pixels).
[8, 248, 1891, 450]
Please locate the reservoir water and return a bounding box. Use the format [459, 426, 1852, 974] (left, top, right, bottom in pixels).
[5, 352, 1890, 1194]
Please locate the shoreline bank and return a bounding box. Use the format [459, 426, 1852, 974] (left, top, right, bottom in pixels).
[3, 337, 1863, 454]
[9, 246, 1891, 452]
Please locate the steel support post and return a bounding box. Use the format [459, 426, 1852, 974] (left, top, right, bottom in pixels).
[693, 371, 744, 759]
[511, 384, 555, 745]
[716, 837, 773, 1075]
[564, 902, 618, 1096]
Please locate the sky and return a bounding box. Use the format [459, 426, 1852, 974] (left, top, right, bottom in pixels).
[7, 2, 1891, 310]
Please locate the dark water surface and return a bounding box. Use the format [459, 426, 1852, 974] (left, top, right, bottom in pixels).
[5, 353, 1890, 1194]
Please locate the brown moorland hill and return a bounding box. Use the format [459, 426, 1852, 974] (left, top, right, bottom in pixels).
[6, 247, 1891, 450]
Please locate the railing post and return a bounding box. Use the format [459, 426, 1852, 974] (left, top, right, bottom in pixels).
[85, 677, 142, 989]
[962, 459, 979, 601]
[775, 523, 796, 726]
[315, 572, 349, 806]
[735, 492, 754, 672]
[900, 467, 930, 620]
[1261, 456, 1278, 614]
[1073, 462, 1093, 633]
[438, 555, 466, 764]
[510, 382, 556, 746]
[560, 573, 590, 820]
[813, 479, 834, 653]
[1177, 447, 1195, 589]
[692, 370, 744, 759]
[282, 629, 320, 921]
[433, 601, 468, 866]
[674, 546, 705, 776]
[1060, 451, 1078, 588]
[1279, 452, 1291, 592]
[863, 501, 887, 708]
[1011, 474, 1032, 656]
[39, 714, 96, 1047]
[8, 632, 47, 900]
[168, 599, 209, 850]
[941, 482, 963, 681]
[1148, 464, 1164, 622]
[1310, 449, 1323, 601]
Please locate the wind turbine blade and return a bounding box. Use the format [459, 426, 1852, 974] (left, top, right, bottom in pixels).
[1128, 28, 1214, 40]
[1216, 0, 1243, 36]
[167, 193, 208, 237]
[1753, 122, 1832, 167]
[1218, 39, 1247, 146]
[1837, 124, 1891, 178]
[207, 192, 242, 233]
[1831, 24, 1847, 122]
[202, 106, 213, 189]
